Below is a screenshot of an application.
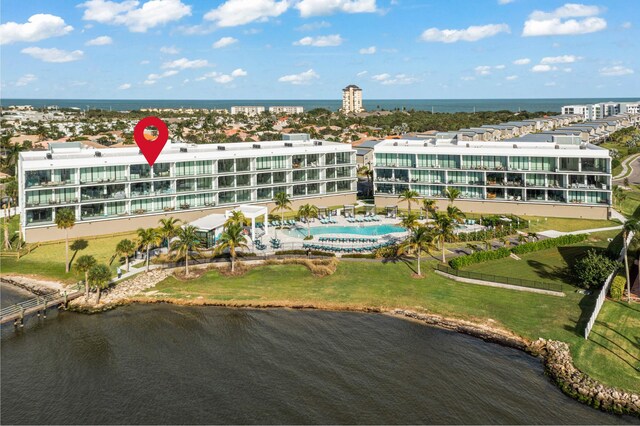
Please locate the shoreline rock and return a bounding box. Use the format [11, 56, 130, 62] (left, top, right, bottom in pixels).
[1, 276, 66, 296]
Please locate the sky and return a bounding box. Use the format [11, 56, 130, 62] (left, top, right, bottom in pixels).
[0, 0, 638, 100]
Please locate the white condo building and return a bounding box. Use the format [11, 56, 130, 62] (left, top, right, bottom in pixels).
[18, 140, 357, 242]
[230, 106, 266, 116]
[341, 85, 364, 114]
[372, 134, 612, 219]
[269, 106, 304, 114]
[562, 101, 640, 120]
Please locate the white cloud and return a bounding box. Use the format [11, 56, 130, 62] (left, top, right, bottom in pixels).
[622, 22, 632, 29]
[420, 23, 510, 43]
[140, 60, 150, 64]
[0, 14, 73, 45]
[498, 0, 514, 4]
[16, 74, 37, 87]
[144, 70, 179, 84]
[495, 64, 506, 69]
[599, 66, 634, 76]
[359, 46, 376, 54]
[162, 57, 209, 69]
[506, 75, 518, 80]
[278, 69, 319, 84]
[371, 73, 418, 85]
[513, 58, 531, 65]
[160, 46, 180, 54]
[356, 70, 368, 77]
[204, 0, 289, 27]
[295, 0, 377, 17]
[531, 64, 557, 72]
[295, 21, 331, 31]
[212, 36, 238, 48]
[523, 3, 607, 37]
[21, 47, 84, 63]
[118, 83, 132, 89]
[540, 55, 582, 64]
[475, 65, 492, 75]
[85, 35, 112, 45]
[460, 76, 475, 81]
[196, 68, 247, 84]
[79, 0, 191, 33]
[294, 34, 343, 47]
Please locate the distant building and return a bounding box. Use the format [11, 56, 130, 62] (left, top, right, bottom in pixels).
[561, 101, 640, 120]
[269, 106, 304, 114]
[230, 106, 265, 116]
[341, 85, 364, 114]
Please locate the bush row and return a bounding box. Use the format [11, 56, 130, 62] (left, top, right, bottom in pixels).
[274, 249, 335, 257]
[449, 234, 589, 269]
[342, 253, 376, 259]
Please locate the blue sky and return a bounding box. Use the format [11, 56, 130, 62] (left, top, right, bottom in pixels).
[1, 0, 638, 99]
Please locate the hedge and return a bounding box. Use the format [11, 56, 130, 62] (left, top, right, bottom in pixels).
[342, 253, 376, 259]
[449, 233, 590, 269]
[510, 234, 588, 255]
[274, 249, 335, 257]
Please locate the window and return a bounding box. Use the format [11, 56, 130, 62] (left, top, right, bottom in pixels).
[131, 182, 151, 197]
[153, 180, 172, 194]
[337, 180, 351, 191]
[80, 167, 103, 183]
[560, 158, 579, 171]
[292, 154, 305, 168]
[81, 186, 105, 201]
[106, 184, 126, 199]
[81, 203, 104, 218]
[176, 161, 195, 176]
[462, 156, 481, 170]
[236, 190, 251, 202]
[218, 175, 235, 188]
[526, 174, 546, 187]
[131, 199, 153, 212]
[236, 158, 250, 172]
[375, 153, 395, 167]
[271, 156, 286, 169]
[325, 153, 336, 165]
[273, 172, 286, 183]
[293, 184, 306, 196]
[510, 156, 529, 171]
[56, 188, 77, 203]
[177, 179, 195, 192]
[106, 202, 126, 216]
[218, 159, 234, 173]
[307, 183, 319, 194]
[196, 177, 213, 190]
[219, 191, 235, 204]
[336, 152, 351, 164]
[306, 154, 319, 167]
[53, 169, 75, 183]
[307, 169, 319, 180]
[417, 154, 437, 168]
[257, 187, 272, 200]
[26, 208, 53, 224]
[153, 163, 170, 177]
[256, 157, 271, 170]
[397, 153, 415, 168]
[438, 155, 459, 169]
[293, 170, 306, 182]
[26, 190, 53, 206]
[106, 165, 126, 181]
[154, 197, 173, 211]
[130, 164, 151, 179]
[530, 157, 555, 171]
[196, 161, 212, 175]
[482, 156, 507, 170]
[257, 173, 271, 185]
[326, 181, 336, 193]
[236, 174, 251, 187]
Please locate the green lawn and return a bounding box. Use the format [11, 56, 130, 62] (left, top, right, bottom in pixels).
[518, 216, 620, 233]
[0, 215, 21, 248]
[1, 232, 137, 283]
[462, 230, 620, 288]
[619, 185, 640, 219]
[148, 259, 639, 393]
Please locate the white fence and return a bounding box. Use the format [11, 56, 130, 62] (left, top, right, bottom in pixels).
[584, 231, 634, 339]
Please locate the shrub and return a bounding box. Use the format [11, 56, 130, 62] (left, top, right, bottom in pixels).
[449, 247, 511, 269]
[274, 249, 335, 257]
[342, 253, 376, 259]
[374, 244, 400, 259]
[264, 258, 338, 276]
[609, 275, 626, 300]
[511, 234, 588, 255]
[573, 249, 620, 289]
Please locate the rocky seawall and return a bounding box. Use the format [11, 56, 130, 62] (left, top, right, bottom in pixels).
[392, 309, 640, 417]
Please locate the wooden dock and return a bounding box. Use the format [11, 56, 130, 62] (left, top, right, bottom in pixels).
[0, 286, 83, 326]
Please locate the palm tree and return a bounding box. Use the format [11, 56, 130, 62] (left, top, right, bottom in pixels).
[466, 243, 477, 254]
[171, 225, 202, 276]
[55, 208, 76, 273]
[215, 222, 249, 273]
[527, 232, 539, 242]
[399, 212, 419, 230]
[273, 191, 291, 237]
[622, 219, 640, 303]
[444, 187, 461, 206]
[398, 226, 436, 277]
[137, 227, 161, 272]
[88, 264, 112, 304]
[517, 234, 527, 244]
[446, 205, 465, 223]
[158, 217, 181, 253]
[397, 189, 419, 213]
[4, 178, 18, 219]
[115, 239, 135, 272]
[434, 212, 456, 263]
[224, 210, 246, 227]
[422, 199, 436, 224]
[612, 185, 625, 209]
[75, 255, 97, 300]
[499, 237, 511, 247]
[297, 204, 318, 238]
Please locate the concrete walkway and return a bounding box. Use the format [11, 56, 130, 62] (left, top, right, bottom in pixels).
[613, 153, 640, 182]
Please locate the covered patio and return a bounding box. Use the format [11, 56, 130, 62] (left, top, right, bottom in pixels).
[190, 213, 227, 249]
[225, 204, 269, 241]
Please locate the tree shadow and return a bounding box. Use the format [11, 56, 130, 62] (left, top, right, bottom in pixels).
[589, 330, 640, 371]
[594, 318, 640, 353]
[526, 259, 573, 283]
[69, 239, 89, 266]
[564, 292, 599, 337]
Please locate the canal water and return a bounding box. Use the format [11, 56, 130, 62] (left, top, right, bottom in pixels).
[1, 294, 637, 424]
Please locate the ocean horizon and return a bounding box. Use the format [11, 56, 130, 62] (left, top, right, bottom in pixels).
[2, 97, 639, 114]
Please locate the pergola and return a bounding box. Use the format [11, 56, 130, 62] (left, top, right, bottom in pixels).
[343, 205, 355, 217]
[363, 204, 377, 216]
[225, 204, 269, 241]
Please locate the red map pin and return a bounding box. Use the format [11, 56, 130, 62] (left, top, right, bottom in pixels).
[134, 116, 169, 166]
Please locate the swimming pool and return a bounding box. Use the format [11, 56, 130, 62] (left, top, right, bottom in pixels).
[284, 224, 406, 238]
